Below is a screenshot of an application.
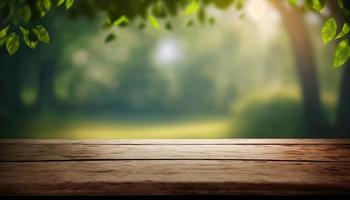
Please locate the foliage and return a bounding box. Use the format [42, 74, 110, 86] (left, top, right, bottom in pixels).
[231, 90, 306, 138]
[322, 18, 337, 44]
[314, 0, 350, 68]
[1, 0, 350, 68]
[0, 0, 74, 55]
[289, 0, 350, 68]
[5, 32, 20, 55]
[334, 39, 350, 67]
[0, 2, 343, 138]
[230, 88, 338, 138]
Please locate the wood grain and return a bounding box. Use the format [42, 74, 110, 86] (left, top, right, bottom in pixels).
[1, 160, 350, 195]
[0, 139, 349, 195]
[1, 144, 349, 162]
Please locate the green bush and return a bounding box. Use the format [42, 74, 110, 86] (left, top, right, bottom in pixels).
[231, 91, 307, 138]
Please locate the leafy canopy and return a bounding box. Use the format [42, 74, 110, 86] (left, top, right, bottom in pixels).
[0, 0, 350, 68]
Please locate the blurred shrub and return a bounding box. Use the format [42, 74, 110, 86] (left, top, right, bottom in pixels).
[230, 89, 307, 138]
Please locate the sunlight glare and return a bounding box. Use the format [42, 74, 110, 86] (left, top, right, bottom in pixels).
[244, 0, 281, 44]
[154, 38, 183, 66]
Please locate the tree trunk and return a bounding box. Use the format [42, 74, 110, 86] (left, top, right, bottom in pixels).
[271, 0, 331, 136]
[336, 65, 350, 136]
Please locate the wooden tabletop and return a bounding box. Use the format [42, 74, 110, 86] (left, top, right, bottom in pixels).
[0, 139, 350, 195]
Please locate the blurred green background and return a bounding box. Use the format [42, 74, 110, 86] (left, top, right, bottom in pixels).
[0, 0, 344, 139]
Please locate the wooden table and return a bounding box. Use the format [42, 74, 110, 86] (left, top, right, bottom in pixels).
[0, 139, 350, 195]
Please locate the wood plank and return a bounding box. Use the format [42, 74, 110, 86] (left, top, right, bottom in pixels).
[1, 139, 350, 145]
[1, 139, 349, 195]
[0, 160, 349, 195]
[1, 144, 350, 162]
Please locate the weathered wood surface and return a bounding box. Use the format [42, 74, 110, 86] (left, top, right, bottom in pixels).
[1, 143, 350, 162]
[2, 139, 350, 144]
[0, 139, 349, 195]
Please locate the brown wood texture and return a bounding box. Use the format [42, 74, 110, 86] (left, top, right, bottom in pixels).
[0, 139, 350, 195]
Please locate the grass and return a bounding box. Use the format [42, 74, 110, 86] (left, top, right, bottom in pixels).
[17, 113, 233, 139]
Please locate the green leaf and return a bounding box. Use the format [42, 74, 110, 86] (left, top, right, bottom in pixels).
[148, 14, 160, 30]
[334, 39, 350, 68]
[8, 0, 16, 17]
[65, 0, 74, 10]
[57, 0, 65, 6]
[198, 9, 206, 24]
[36, 0, 52, 17]
[288, 0, 298, 7]
[113, 15, 129, 26]
[187, 19, 194, 27]
[105, 33, 116, 43]
[165, 22, 172, 30]
[235, 0, 244, 10]
[138, 22, 146, 30]
[0, 36, 7, 48]
[33, 25, 50, 43]
[208, 16, 216, 25]
[105, 15, 112, 25]
[338, 0, 344, 9]
[0, 0, 7, 10]
[103, 15, 112, 29]
[43, 0, 52, 11]
[19, 27, 28, 34]
[0, 26, 10, 39]
[152, 1, 167, 18]
[0, 27, 8, 47]
[6, 32, 20, 55]
[306, 0, 326, 13]
[322, 18, 337, 44]
[19, 27, 38, 49]
[18, 5, 32, 23]
[12, 18, 19, 26]
[185, 0, 200, 16]
[336, 23, 350, 39]
[36, 1, 45, 17]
